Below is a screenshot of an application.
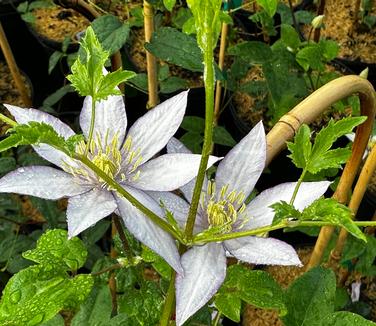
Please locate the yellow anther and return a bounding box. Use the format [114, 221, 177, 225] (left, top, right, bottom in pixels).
[228, 191, 236, 203]
[132, 170, 141, 181]
[220, 184, 228, 199]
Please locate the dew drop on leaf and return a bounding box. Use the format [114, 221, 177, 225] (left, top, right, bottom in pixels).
[29, 313, 45, 326]
[9, 290, 21, 303]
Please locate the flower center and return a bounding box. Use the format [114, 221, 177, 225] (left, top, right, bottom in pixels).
[203, 180, 247, 232]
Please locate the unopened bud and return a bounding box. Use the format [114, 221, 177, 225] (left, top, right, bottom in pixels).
[359, 67, 369, 79]
[311, 15, 324, 29]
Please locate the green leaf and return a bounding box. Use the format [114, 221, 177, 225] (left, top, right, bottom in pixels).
[128, 73, 148, 92]
[145, 27, 204, 72]
[141, 246, 172, 280]
[91, 15, 131, 56]
[308, 148, 352, 172]
[215, 265, 286, 322]
[281, 24, 301, 50]
[22, 229, 88, 271]
[181, 116, 205, 132]
[213, 126, 236, 147]
[324, 311, 376, 325]
[282, 266, 336, 326]
[180, 132, 203, 153]
[42, 85, 75, 109]
[270, 200, 302, 225]
[67, 26, 135, 100]
[0, 265, 93, 325]
[163, 0, 176, 11]
[319, 39, 340, 61]
[307, 117, 367, 173]
[118, 281, 164, 325]
[228, 41, 273, 64]
[0, 157, 16, 176]
[296, 43, 325, 71]
[172, 7, 192, 29]
[48, 51, 64, 75]
[302, 198, 366, 242]
[0, 122, 67, 154]
[29, 197, 65, 228]
[256, 0, 278, 17]
[287, 124, 312, 169]
[159, 76, 188, 94]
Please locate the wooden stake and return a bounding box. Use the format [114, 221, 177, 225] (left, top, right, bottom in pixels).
[264, 76, 376, 270]
[330, 142, 376, 262]
[214, 22, 229, 124]
[143, 0, 159, 109]
[0, 22, 32, 107]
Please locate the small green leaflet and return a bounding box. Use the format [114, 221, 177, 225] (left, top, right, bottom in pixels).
[163, 0, 176, 11]
[215, 265, 286, 322]
[287, 116, 367, 174]
[67, 26, 135, 101]
[0, 122, 82, 156]
[271, 198, 366, 241]
[256, 0, 278, 17]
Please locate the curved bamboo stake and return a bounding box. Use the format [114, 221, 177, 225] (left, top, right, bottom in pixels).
[143, 0, 159, 108]
[264, 76, 376, 270]
[330, 143, 376, 262]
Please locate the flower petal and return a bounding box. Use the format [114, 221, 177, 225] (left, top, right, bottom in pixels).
[0, 166, 90, 199]
[215, 121, 266, 199]
[80, 95, 127, 147]
[147, 191, 206, 232]
[225, 236, 302, 266]
[114, 186, 183, 274]
[67, 187, 117, 238]
[5, 104, 77, 168]
[130, 153, 220, 191]
[5, 104, 75, 138]
[244, 181, 331, 229]
[175, 243, 226, 326]
[124, 91, 188, 165]
[166, 137, 207, 202]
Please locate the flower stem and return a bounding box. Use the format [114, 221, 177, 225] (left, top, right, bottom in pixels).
[185, 32, 215, 240]
[84, 97, 96, 156]
[289, 169, 307, 205]
[76, 154, 184, 243]
[197, 220, 376, 244]
[159, 270, 176, 326]
[212, 311, 222, 326]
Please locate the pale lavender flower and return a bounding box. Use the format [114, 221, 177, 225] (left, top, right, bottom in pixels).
[0, 91, 220, 274]
[150, 121, 331, 325]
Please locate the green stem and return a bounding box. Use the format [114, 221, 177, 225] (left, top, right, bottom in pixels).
[159, 270, 176, 326]
[307, 70, 316, 91]
[196, 220, 376, 244]
[84, 97, 96, 156]
[289, 169, 307, 205]
[0, 113, 17, 127]
[76, 154, 184, 243]
[212, 311, 222, 326]
[185, 36, 215, 240]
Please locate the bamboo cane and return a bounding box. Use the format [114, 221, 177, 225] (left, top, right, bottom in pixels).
[143, 0, 159, 108]
[214, 21, 229, 124]
[264, 76, 376, 270]
[0, 22, 32, 107]
[330, 142, 376, 262]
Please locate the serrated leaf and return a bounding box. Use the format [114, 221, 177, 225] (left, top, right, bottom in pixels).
[287, 124, 312, 169]
[23, 229, 88, 271]
[307, 117, 367, 173]
[271, 200, 302, 225]
[302, 198, 366, 241]
[215, 265, 286, 322]
[0, 122, 67, 154]
[0, 265, 93, 325]
[307, 148, 352, 173]
[282, 266, 336, 326]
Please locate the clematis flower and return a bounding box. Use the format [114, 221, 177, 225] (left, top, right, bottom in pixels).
[149, 121, 331, 325]
[0, 91, 220, 274]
